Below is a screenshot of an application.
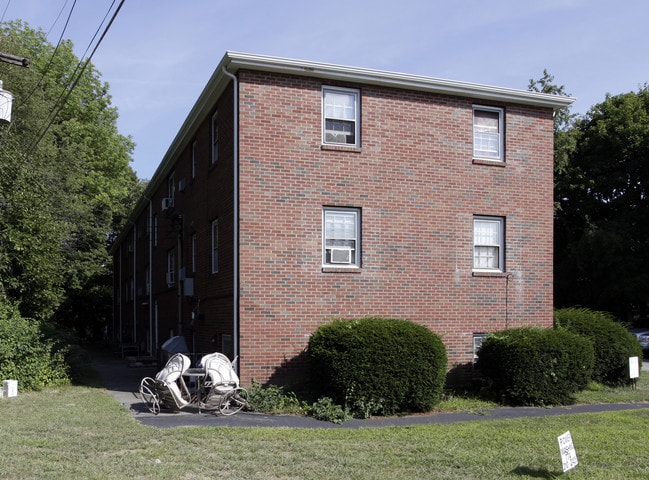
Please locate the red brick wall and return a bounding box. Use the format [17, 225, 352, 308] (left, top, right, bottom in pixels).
[236, 70, 555, 385]
[113, 84, 237, 359]
[113, 68, 555, 386]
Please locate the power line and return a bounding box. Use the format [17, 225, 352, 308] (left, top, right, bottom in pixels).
[27, 0, 126, 153]
[0, 0, 10, 24]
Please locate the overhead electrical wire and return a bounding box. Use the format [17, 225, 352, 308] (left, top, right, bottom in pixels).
[27, 0, 126, 153]
[15, 0, 78, 118]
[45, 0, 72, 38]
[0, 0, 10, 24]
[0, 0, 126, 208]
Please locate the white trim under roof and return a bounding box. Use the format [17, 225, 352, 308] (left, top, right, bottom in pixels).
[225, 51, 575, 110]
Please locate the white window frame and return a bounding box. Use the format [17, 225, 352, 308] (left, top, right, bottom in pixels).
[473, 105, 504, 161]
[167, 172, 175, 204]
[473, 333, 487, 363]
[211, 111, 218, 165]
[323, 207, 361, 268]
[473, 216, 504, 272]
[322, 86, 360, 147]
[211, 219, 219, 274]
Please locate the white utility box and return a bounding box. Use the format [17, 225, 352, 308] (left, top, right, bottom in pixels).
[3, 379, 18, 397]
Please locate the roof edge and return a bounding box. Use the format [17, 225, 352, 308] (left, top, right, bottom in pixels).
[224, 51, 575, 109]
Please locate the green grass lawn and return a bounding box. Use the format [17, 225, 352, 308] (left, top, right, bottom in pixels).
[0, 377, 648, 479]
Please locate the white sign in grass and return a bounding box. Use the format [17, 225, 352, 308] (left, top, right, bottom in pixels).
[629, 356, 640, 379]
[558, 431, 578, 472]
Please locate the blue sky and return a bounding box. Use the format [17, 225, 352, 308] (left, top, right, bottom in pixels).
[6, 0, 649, 179]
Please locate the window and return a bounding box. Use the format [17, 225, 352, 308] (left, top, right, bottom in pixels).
[167, 249, 175, 286]
[473, 106, 504, 161]
[473, 216, 504, 271]
[211, 219, 219, 273]
[323, 207, 360, 267]
[473, 333, 487, 363]
[145, 267, 150, 295]
[191, 140, 197, 179]
[153, 215, 158, 247]
[322, 87, 360, 147]
[191, 233, 196, 273]
[167, 172, 175, 204]
[211, 111, 218, 165]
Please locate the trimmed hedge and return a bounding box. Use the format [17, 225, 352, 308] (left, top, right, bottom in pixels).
[307, 317, 447, 417]
[476, 327, 594, 406]
[554, 307, 642, 386]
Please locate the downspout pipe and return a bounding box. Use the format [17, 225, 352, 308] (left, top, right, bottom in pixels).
[222, 65, 239, 367]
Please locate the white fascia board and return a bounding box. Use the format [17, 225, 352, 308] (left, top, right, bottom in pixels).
[224, 51, 575, 110]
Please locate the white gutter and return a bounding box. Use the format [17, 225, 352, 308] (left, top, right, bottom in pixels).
[225, 51, 576, 110]
[221, 65, 239, 366]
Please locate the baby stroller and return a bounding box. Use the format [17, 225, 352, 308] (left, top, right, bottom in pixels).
[139, 351, 248, 416]
[198, 352, 249, 416]
[139, 353, 191, 414]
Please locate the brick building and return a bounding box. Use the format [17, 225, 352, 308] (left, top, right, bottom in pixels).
[111, 52, 573, 385]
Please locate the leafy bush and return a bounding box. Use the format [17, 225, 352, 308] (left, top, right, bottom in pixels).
[308, 397, 351, 424]
[307, 317, 447, 417]
[476, 327, 594, 406]
[0, 299, 70, 390]
[246, 380, 306, 415]
[554, 307, 642, 386]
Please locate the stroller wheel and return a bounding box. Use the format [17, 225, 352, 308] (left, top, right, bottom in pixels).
[219, 387, 248, 416]
[139, 377, 160, 415]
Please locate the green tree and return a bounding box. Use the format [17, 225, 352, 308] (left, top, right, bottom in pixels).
[528, 70, 578, 202]
[0, 20, 141, 334]
[554, 87, 649, 320]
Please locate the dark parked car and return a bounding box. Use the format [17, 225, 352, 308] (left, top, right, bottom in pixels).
[629, 328, 649, 354]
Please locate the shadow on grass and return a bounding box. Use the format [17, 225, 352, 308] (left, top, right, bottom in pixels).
[511, 466, 564, 479]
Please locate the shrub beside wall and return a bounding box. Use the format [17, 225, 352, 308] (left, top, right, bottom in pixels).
[0, 299, 69, 390]
[307, 317, 447, 417]
[554, 307, 642, 386]
[476, 327, 594, 406]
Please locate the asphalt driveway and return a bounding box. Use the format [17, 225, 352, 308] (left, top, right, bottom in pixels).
[93, 352, 649, 429]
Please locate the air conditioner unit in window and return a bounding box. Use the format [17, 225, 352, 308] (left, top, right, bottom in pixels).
[330, 248, 352, 264]
[162, 198, 174, 211]
[325, 131, 350, 144]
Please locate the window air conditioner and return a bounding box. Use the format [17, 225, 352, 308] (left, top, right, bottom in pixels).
[330, 248, 352, 264]
[325, 131, 350, 144]
[162, 197, 174, 211]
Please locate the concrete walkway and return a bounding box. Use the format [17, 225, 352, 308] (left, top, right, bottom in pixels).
[93, 352, 649, 429]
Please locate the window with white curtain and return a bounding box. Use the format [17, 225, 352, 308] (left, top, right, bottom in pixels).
[473, 106, 504, 161]
[323, 87, 360, 146]
[473, 216, 504, 271]
[323, 207, 360, 267]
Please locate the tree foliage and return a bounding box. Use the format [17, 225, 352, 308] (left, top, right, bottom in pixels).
[0, 21, 143, 335]
[554, 87, 649, 320]
[529, 70, 578, 198]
